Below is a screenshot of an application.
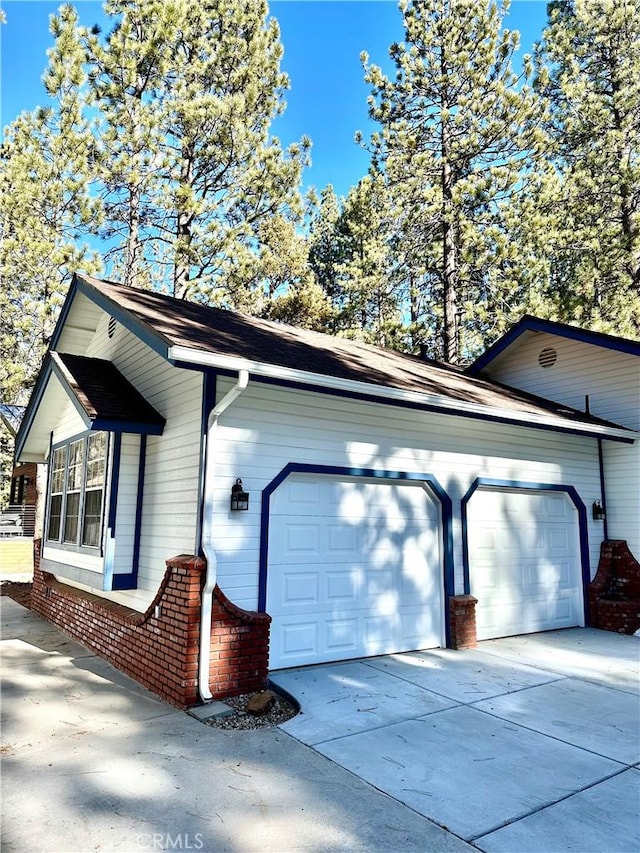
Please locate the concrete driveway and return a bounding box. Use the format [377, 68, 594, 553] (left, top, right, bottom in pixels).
[0, 595, 473, 853]
[272, 629, 640, 852]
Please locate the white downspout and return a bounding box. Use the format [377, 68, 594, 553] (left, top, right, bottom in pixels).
[198, 369, 249, 702]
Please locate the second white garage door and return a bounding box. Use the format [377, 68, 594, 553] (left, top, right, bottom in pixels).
[467, 488, 584, 641]
[267, 474, 444, 669]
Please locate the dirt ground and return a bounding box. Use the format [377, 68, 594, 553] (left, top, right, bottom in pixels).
[0, 580, 32, 609]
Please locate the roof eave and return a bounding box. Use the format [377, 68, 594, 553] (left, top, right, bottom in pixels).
[168, 345, 635, 443]
[468, 315, 640, 375]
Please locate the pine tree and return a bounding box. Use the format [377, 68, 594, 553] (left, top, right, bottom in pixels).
[0, 5, 101, 401]
[534, 0, 640, 334]
[307, 185, 347, 330]
[89, 0, 310, 300]
[335, 174, 406, 347]
[361, 0, 545, 362]
[87, 0, 174, 288]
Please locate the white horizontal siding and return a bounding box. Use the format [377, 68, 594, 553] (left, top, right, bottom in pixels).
[111, 433, 141, 576]
[604, 442, 640, 559]
[208, 379, 603, 613]
[484, 332, 640, 429]
[42, 546, 103, 573]
[50, 318, 204, 612]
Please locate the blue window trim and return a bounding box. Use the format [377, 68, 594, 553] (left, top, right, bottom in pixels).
[45, 429, 112, 558]
[258, 462, 455, 647]
[460, 477, 591, 625]
[112, 435, 146, 591]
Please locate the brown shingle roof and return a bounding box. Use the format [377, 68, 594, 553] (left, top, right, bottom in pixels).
[52, 352, 165, 432]
[76, 274, 628, 432]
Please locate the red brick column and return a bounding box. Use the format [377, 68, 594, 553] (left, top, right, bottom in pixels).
[449, 594, 478, 649]
[589, 540, 640, 635]
[208, 586, 271, 698]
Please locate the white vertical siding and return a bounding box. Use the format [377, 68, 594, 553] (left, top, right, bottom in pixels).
[207, 379, 603, 613]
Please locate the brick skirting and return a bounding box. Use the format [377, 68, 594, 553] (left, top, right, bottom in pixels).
[31, 540, 271, 708]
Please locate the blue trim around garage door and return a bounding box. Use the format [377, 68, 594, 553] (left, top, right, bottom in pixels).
[461, 477, 591, 625]
[258, 463, 455, 647]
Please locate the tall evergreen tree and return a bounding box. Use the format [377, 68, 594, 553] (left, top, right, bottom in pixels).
[534, 0, 640, 334]
[0, 5, 101, 401]
[88, 0, 174, 288]
[88, 0, 310, 300]
[361, 0, 545, 362]
[334, 174, 405, 347]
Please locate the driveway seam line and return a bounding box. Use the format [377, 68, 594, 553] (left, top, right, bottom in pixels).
[470, 764, 635, 843]
[468, 702, 635, 767]
[361, 658, 567, 705]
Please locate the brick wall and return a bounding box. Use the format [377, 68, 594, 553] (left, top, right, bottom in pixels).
[589, 540, 640, 635]
[449, 594, 478, 649]
[209, 587, 271, 697]
[31, 541, 271, 708]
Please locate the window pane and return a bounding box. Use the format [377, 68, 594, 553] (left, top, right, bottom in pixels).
[86, 433, 106, 489]
[63, 492, 80, 543]
[82, 489, 103, 547]
[48, 494, 62, 541]
[67, 440, 84, 491]
[51, 447, 66, 494]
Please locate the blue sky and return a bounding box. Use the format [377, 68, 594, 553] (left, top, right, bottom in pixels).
[1, 0, 549, 198]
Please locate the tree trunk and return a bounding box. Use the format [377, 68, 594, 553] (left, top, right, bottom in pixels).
[174, 146, 194, 300]
[441, 149, 458, 363]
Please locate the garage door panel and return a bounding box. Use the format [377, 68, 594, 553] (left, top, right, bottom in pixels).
[268, 475, 443, 668]
[468, 489, 583, 640]
[283, 572, 319, 605]
[326, 618, 359, 653]
[282, 621, 318, 657]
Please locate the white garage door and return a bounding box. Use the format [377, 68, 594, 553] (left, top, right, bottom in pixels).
[267, 474, 443, 669]
[467, 489, 584, 641]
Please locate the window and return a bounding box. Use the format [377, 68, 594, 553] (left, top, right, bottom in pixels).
[46, 432, 109, 551]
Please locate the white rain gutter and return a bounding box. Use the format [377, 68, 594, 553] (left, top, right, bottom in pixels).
[198, 369, 249, 702]
[169, 346, 634, 443]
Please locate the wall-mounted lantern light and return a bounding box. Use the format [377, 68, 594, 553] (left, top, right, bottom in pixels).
[230, 478, 249, 511]
[592, 500, 605, 521]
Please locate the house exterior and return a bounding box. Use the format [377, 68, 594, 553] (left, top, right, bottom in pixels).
[467, 316, 640, 561]
[15, 274, 638, 707]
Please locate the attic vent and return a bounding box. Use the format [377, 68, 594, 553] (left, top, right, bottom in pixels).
[538, 347, 557, 368]
[107, 317, 117, 339]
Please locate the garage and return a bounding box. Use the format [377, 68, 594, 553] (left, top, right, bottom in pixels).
[267, 474, 444, 669]
[466, 487, 585, 641]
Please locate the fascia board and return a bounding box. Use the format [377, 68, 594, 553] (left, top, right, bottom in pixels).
[75, 274, 171, 360]
[49, 355, 94, 427]
[168, 345, 635, 442]
[469, 316, 640, 374]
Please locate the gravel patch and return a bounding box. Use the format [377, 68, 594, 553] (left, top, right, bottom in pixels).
[205, 689, 298, 730]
